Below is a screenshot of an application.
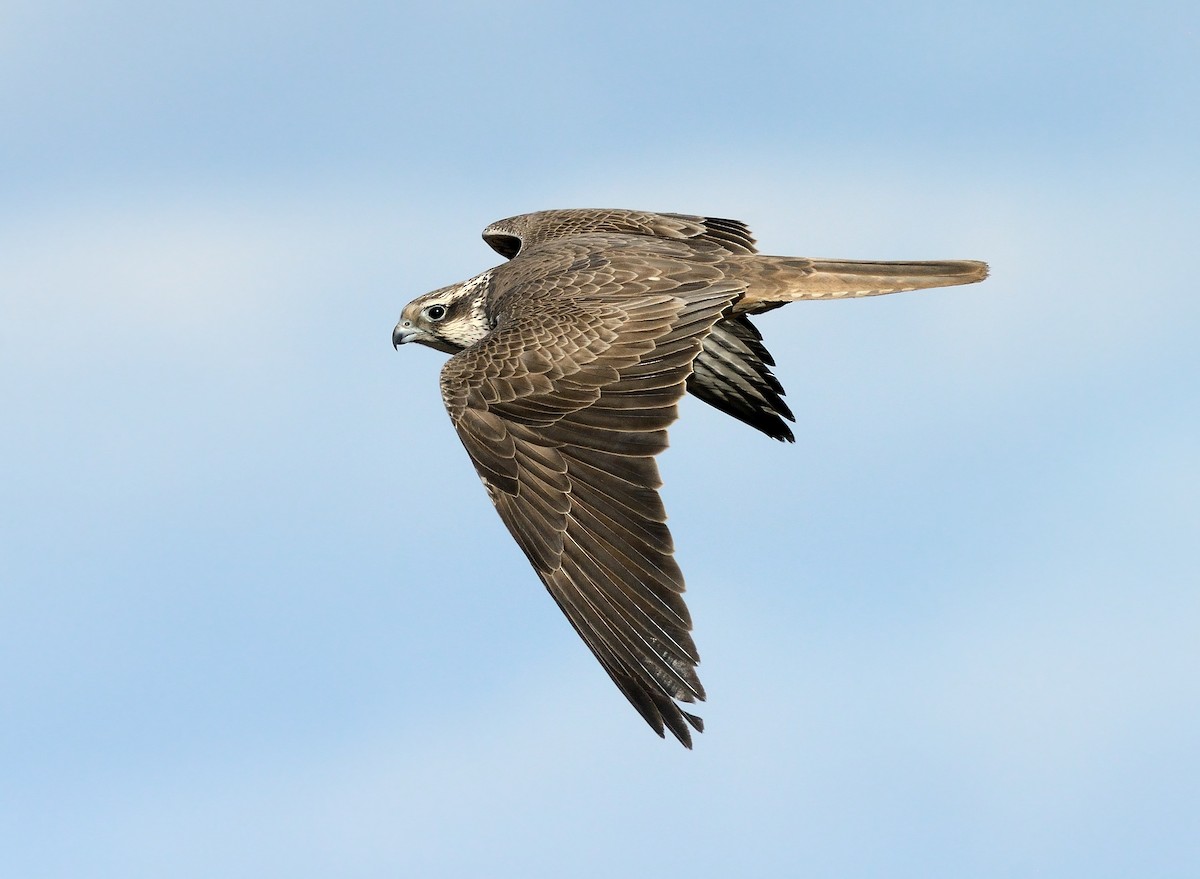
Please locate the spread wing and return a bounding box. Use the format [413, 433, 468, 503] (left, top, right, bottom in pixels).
[440, 260, 742, 747]
[482, 208, 758, 259]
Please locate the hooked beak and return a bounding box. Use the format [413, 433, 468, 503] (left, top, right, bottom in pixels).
[392, 320, 422, 349]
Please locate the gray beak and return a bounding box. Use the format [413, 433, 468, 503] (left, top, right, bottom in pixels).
[392, 321, 420, 349]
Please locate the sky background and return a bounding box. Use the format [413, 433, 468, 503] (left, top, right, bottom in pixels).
[3, 1, 1198, 876]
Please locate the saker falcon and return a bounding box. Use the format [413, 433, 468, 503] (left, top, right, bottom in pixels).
[392, 208, 987, 747]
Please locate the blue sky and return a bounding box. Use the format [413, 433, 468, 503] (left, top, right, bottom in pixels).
[3, 2, 1198, 876]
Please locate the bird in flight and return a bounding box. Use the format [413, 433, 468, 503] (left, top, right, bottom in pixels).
[392, 209, 987, 747]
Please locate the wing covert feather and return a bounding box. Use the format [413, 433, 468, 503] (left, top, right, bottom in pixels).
[439, 267, 741, 746]
[482, 208, 758, 259]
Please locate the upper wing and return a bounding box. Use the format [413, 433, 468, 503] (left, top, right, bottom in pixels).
[482, 208, 758, 260]
[440, 260, 743, 747]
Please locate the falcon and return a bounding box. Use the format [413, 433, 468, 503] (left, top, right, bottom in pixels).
[392, 208, 987, 747]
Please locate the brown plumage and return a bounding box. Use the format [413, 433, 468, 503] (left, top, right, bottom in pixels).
[392, 209, 987, 746]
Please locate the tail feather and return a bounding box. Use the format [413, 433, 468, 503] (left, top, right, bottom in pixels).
[730, 255, 989, 312]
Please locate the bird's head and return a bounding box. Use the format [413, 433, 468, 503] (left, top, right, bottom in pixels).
[392, 272, 493, 354]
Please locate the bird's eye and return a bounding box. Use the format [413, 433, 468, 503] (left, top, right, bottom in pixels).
[425, 304, 447, 321]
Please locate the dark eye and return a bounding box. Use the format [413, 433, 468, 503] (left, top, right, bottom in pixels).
[425, 304, 447, 321]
